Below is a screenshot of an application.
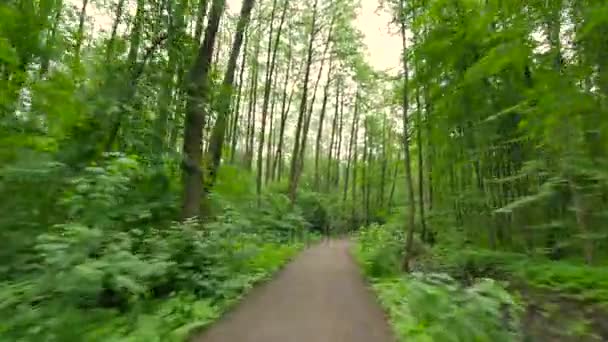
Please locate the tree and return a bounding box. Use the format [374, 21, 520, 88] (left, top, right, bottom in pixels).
[397, 0, 417, 271]
[287, 0, 319, 203]
[205, 0, 256, 196]
[181, 0, 226, 219]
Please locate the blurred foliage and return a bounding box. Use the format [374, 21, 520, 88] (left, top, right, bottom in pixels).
[0, 154, 307, 340]
[353, 222, 522, 342]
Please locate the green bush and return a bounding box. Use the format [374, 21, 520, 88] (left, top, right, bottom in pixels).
[354, 220, 522, 341]
[0, 155, 306, 341]
[372, 274, 522, 342]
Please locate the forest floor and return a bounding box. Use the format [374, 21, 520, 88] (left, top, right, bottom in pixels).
[193, 239, 395, 342]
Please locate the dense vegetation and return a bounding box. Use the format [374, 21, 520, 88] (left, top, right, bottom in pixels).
[1, 0, 607, 340]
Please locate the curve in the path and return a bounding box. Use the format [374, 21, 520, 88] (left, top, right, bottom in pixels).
[194, 239, 395, 342]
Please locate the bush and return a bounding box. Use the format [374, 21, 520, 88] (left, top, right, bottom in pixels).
[372, 274, 522, 342]
[0, 155, 306, 341]
[354, 220, 523, 341]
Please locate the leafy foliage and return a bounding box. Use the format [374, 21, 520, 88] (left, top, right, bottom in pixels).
[354, 224, 522, 341]
[0, 154, 306, 340]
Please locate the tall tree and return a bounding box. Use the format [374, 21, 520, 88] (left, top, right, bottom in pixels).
[398, 0, 417, 271]
[205, 0, 256, 193]
[287, 0, 319, 202]
[181, 0, 226, 219]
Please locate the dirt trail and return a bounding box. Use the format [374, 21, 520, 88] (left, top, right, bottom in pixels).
[194, 239, 395, 342]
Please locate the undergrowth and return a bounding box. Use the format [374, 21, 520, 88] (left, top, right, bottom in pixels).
[0, 154, 314, 341]
[353, 221, 522, 341]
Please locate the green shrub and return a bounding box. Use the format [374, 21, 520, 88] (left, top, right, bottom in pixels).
[0, 155, 306, 341]
[355, 220, 523, 341]
[372, 274, 522, 342]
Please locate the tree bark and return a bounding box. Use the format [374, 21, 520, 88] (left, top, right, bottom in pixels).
[273, 47, 293, 181]
[181, 0, 226, 220]
[256, 0, 286, 203]
[327, 81, 339, 192]
[334, 86, 344, 186]
[229, 27, 249, 163]
[362, 117, 369, 225]
[314, 66, 333, 191]
[205, 0, 256, 192]
[399, 2, 418, 271]
[288, 0, 319, 203]
[245, 24, 261, 169]
[343, 92, 359, 202]
[74, 0, 90, 64]
[194, 0, 209, 45]
[415, 73, 428, 242]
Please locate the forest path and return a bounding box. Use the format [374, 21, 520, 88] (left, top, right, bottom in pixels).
[194, 239, 395, 342]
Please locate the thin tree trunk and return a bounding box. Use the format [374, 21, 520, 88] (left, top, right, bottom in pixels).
[256, 0, 282, 203]
[230, 27, 249, 163]
[273, 47, 293, 181]
[314, 66, 333, 191]
[205, 0, 256, 192]
[424, 83, 433, 211]
[181, 0, 226, 220]
[74, 0, 90, 64]
[288, 0, 319, 203]
[362, 118, 368, 225]
[415, 75, 428, 242]
[327, 82, 339, 191]
[334, 87, 344, 186]
[265, 72, 279, 183]
[105, 0, 125, 61]
[104, 0, 148, 152]
[379, 113, 387, 207]
[194, 0, 209, 45]
[399, 3, 417, 271]
[245, 26, 261, 169]
[351, 115, 360, 225]
[388, 161, 398, 210]
[297, 22, 334, 175]
[343, 92, 359, 202]
[155, 0, 185, 153]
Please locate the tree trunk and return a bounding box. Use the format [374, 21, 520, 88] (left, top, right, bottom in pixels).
[273, 47, 293, 181]
[155, 0, 185, 153]
[74, 0, 90, 64]
[294, 22, 333, 197]
[327, 82, 339, 192]
[245, 25, 261, 169]
[388, 161, 398, 211]
[343, 92, 359, 202]
[229, 27, 249, 163]
[379, 113, 388, 207]
[265, 74, 278, 183]
[204, 0, 256, 194]
[288, 0, 319, 203]
[351, 113, 360, 225]
[194, 0, 209, 45]
[362, 118, 368, 225]
[105, 0, 125, 61]
[257, 0, 288, 202]
[415, 74, 428, 242]
[399, 4, 417, 272]
[334, 86, 344, 186]
[181, 0, 226, 220]
[314, 67, 333, 191]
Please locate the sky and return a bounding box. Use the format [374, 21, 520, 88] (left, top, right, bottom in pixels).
[355, 0, 401, 73]
[84, 0, 401, 72]
[225, 0, 402, 72]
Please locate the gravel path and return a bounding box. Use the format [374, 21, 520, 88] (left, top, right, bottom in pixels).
[194, 239, 395, 342]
